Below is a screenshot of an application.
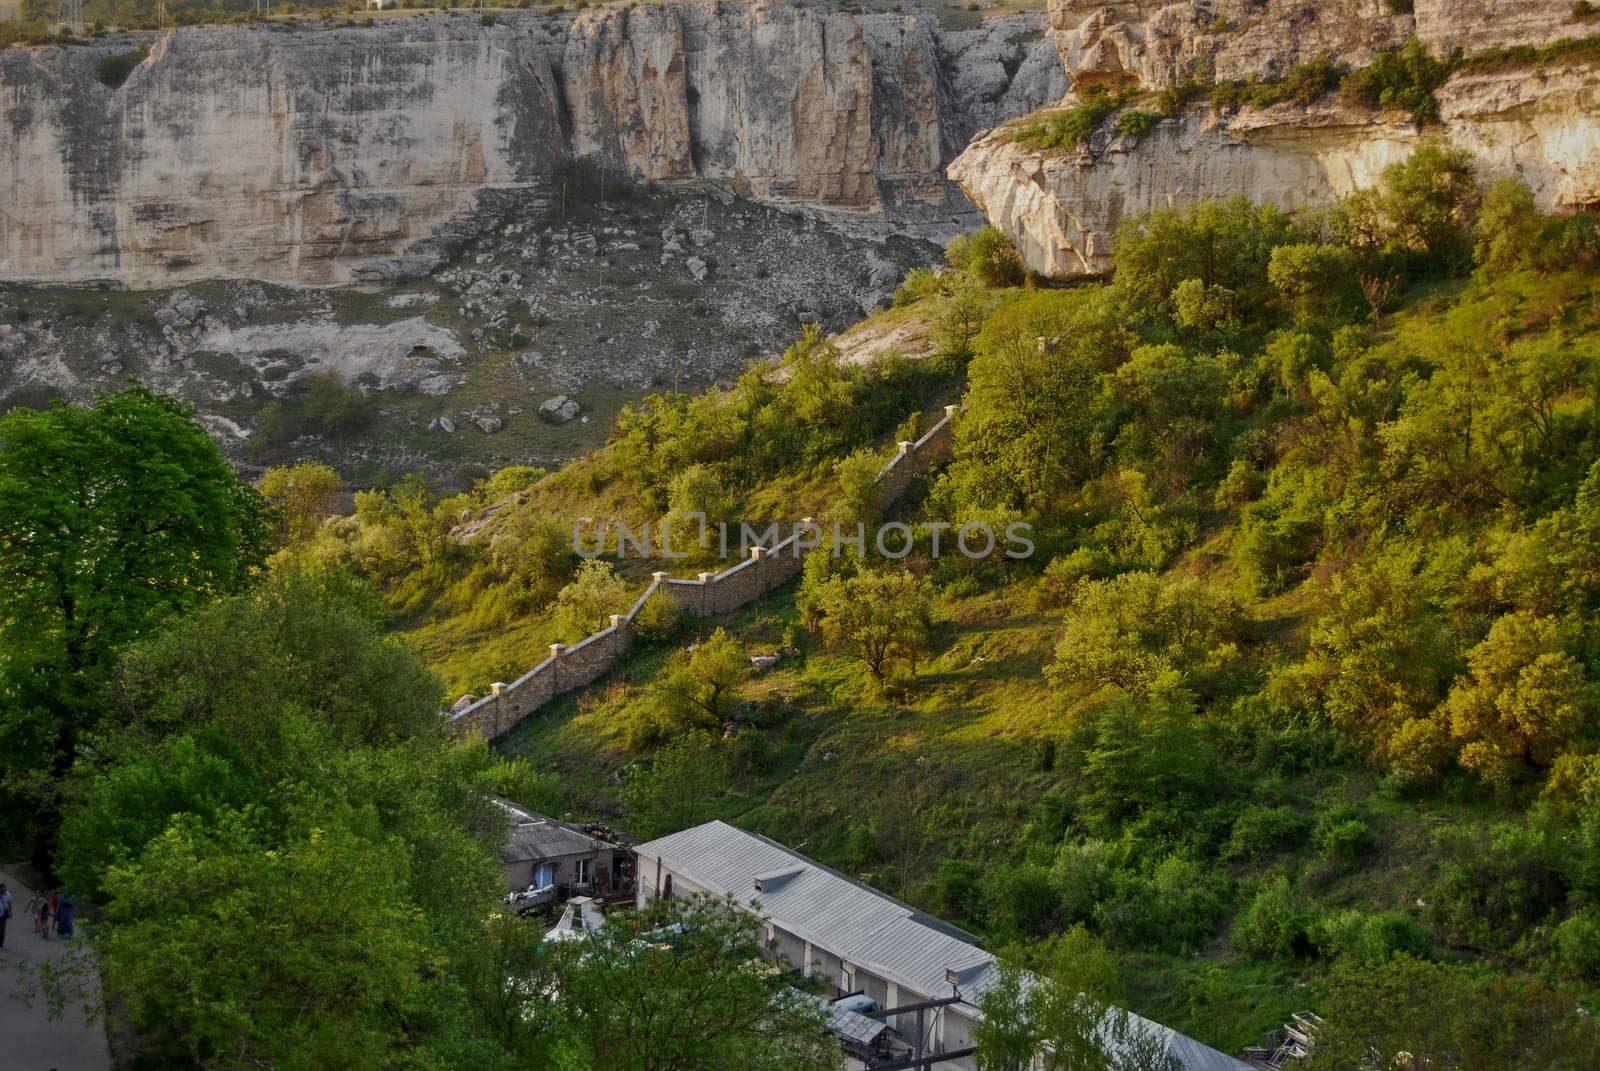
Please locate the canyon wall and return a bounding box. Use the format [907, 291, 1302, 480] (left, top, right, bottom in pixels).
[953, 0, 1600, 278]
[0, 3, 1066, 287]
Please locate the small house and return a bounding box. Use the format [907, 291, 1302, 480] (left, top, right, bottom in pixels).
[498, 799, 631, 904]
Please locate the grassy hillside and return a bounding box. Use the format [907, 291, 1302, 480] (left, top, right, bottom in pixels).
[278, 148, 1600, 1064]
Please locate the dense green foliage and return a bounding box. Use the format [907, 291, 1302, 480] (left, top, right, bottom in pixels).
[977, 927, 1180, 1071]
[493, 895, 839, 1071]
[54, 574, 511, 1067]
[0, 386, 849, 1068]
[0, 388, 269, 862]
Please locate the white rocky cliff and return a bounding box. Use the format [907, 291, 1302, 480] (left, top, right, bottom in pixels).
[950, 0, 1600, 278]
[0, 3, 1066, 286]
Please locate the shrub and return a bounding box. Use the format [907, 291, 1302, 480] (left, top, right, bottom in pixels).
[950, 226, 1025, 288]
[1279, 55, 1344, 106]
[1231, 875, 1314, 960]
[1340, 38, 1454, 124]
[1314, 803, 1375, 865]
[1427, 825, 1566, 949]
[631, 589, 682, 644]
[1224, 804, 1310, 862]
[1052, 840, 1115, 924]
[982, 863, 1061, 938]
[893, 266, 944, 306]
[1236, 477, 1323, 595]
[1155, 79, 1205, 117]
[932, 859, 983, 920]
[303, 374, 376, 438]
[1006, 90, 1121, 152]
[1313, 908, 1433, 963]
[1554, 910, 1600, 978]
[1114, 109, 1162, 139]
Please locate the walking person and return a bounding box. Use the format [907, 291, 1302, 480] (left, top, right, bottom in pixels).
[44, 890, 59, 939]
[0, 881, 12, 948]
[26, 888, 47, 935]
[54, 893, 75, 938]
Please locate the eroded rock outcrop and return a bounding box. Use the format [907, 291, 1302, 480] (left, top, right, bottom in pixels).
[953, 0, 1600, 278]
[0, 3, 1063, 286]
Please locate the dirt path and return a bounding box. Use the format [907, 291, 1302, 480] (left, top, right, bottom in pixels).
[0, 868, 111, 1071]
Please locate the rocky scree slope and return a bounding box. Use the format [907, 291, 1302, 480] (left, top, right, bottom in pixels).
[0, 184, 933, 477]
[951, 0, 1600, 278]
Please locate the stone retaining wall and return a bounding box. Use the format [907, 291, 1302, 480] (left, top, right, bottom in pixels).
[446, 405, 958, 740]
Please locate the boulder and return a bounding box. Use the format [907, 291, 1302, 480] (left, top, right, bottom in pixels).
[539, 395, 582, 423]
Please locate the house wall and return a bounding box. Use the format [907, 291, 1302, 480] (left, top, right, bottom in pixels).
[446, 405, 960, 742]
[635, 852, 715, 906]
[505, 846, 614, 891]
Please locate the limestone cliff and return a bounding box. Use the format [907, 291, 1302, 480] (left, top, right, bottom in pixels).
[0, 3, 1064, 286]
[952, 0, 1600, 278]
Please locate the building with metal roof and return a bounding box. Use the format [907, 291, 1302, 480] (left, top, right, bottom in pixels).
[634, 820, 1253, 1071]
[497, 798, 630, 902]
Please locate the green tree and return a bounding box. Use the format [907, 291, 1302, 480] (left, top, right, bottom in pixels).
[648, 628, 748, 736]
[1441, 612, 1592, 786]
[552, 559, 634, 643]
[1112, 196, 1299, 319]
[101, 810, 439, 1070]
[951, 226, 1026, 288]
[55, 574, 512, 1069]
[1267, 242, 1360, 322]
[1340, 141, 1479, 274]
[1047, 572, 1240, 703]
[0, 388, 269, 861]
[976, 926, 1180, 1071]
[555, 895, 841, 1071]
[623, 734, 733, 839]
[835, 447, 889, 526]
[259, 460, 343, 544]
[812, 569, 934, 687]
[1298, 559, 1458, 764]
[667, 463, 735, 539]
[1474, 177, 1545, 274]
[941, 291, 1116, 514]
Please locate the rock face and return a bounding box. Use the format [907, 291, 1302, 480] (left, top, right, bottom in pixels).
[1047, 0, 1582, 90]
[0, 3, 1064, 287]
[953, 0, 1600, 278]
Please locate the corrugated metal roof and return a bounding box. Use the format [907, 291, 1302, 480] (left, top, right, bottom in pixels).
[635, 821, 1254, 1071]
[786, 990, 890, 1048]
[497, 799, 610, 864]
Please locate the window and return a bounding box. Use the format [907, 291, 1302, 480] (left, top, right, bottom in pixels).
[574, 858, 592, 886]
